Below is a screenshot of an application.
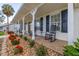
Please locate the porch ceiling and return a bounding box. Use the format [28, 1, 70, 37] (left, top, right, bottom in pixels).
[36, 3, 67, 18]
[11, 3, 79, 24]
[11, 3, 40, 24]
[24, 3, 67, 23]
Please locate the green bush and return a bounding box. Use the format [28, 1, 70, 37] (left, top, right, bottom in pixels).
[23, 36, 28, 41]
[64, 45, 79, 56]
[15, 34, 18, 37]
[36, 45, 47, 56]
[13, 47, 23, 55]
[64, 38, 79, 56]
[19, 35, 23, 38]
[11, 40, 20, 45]
[28, 39, 35, 47]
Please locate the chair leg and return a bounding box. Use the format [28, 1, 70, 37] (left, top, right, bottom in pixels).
[49, 36, 56, 42]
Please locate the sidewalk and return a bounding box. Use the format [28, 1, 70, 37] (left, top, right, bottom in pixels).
[0, 35, 8, 39]
[0, 35, 8, 56]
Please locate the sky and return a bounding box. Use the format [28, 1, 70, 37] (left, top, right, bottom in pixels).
[0, 3, 22, 25]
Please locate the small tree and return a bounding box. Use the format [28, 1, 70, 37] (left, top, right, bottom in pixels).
[2, 4, 15, 31]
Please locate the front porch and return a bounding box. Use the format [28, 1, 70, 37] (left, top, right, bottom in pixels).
[10, 3, 79, 56]
[11, 3, 78, 45]
[27, 34, 67, 55]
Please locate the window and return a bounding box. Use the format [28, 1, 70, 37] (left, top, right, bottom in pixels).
[35, 20, 40, 30]
[46, 15, 50, 32]
[51, 13, 60, 31]
[61, 9, 68, 33]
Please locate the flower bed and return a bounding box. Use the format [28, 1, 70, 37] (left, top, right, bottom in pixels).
[5, 34, 62, 56]
[11, 40, 20, 45]
[8, 34, 16, 41]
[13, 45, 23, 55]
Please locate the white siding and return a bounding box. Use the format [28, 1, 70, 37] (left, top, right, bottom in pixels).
[74, 8, 79, 41]
[9, 24, 20, 32]
[35, 8, 68, 41]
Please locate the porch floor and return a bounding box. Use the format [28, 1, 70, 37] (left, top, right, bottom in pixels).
[35, 36, 67, 55]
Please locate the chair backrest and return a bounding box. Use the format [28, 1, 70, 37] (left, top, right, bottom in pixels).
[50, 24, 56, 34]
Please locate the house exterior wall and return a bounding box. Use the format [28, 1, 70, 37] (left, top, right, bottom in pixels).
[74, 7, 79, 41]
[9, 24, 20, 33]
[25, 4, 79, 41]
[0, 27, 3, 31]
[35, 7, 68, 41]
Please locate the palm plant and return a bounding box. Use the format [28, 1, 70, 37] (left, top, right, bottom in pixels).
[2, 4, 15, 31]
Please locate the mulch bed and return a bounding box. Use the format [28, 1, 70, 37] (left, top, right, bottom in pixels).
[6, 37, 36, 56]
[2, 35, 62, 56]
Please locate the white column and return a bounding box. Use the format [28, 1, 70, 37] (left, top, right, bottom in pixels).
[18, 20, 19, 35]
[68, 3, 75, 45]
[31, 8, 37, 40]
[43, 16, 46, 36]
[26, 23, 28, 34]
[32, 14, 35, 40]
[22, 17, 25, 35]
[49, 15, 51, 33]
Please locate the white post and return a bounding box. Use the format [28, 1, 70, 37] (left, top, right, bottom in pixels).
[31, 8, 37, 40]
[18, 20, 19, 35]
[68, 3, 75, 45]
[22, 17, 25, 35]
[26, 23, 28, 34]
[43, 16, 46, 36]
[32, 14, 35, 40]
[49, 15, 51, 33]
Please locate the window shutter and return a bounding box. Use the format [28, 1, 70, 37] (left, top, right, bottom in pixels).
[61, 9, 68, 33]
[40, 17, 43, 31]
[46, 15, 50, 32]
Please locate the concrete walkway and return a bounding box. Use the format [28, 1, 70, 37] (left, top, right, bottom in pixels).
[0, 35, 8, 39]
[0, 35, 8, 56]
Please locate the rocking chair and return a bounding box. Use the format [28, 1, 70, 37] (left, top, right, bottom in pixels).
[45, 25, 56, 42]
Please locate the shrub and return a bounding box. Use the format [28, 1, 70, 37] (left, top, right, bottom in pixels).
[36, 45, 47, 56]
[7, 31, 14, 34]
[23, 36, 28, 41]
[27, 39, 35, 47]
[64, 45, 79, 56]
[14, 45, 23, 55]
[15, 34, 18, 37]
[19, 35, 23, 38]
[64, 38, 79, 56]
[8, 34, 16, 41]
[11, 39, 20, 45]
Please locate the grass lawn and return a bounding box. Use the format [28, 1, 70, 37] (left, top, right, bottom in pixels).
[0, 31, 5, 36]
